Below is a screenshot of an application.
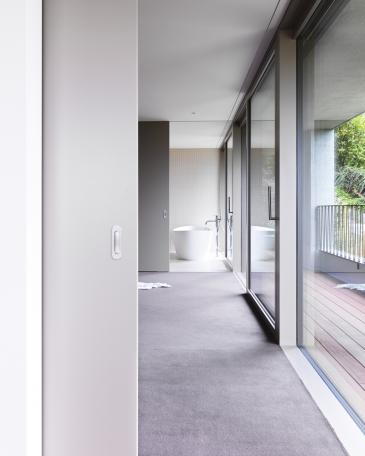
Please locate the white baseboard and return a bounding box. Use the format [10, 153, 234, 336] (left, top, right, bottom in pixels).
[233, 271, 246, 291]
[283, 347, 365, 456]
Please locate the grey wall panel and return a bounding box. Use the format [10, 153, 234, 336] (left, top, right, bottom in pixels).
[277, 31, 297, 346]
[139, 122, 169, 271]
[43, 0, 138, 455]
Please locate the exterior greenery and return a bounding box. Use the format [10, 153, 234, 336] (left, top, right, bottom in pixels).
[335, 113, 365, 204]
[336, 185, 364, 205]
[336, 166, 365, 197]
[336, 114, 365, 168]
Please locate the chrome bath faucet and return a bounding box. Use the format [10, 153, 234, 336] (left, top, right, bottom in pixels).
[205, 215, 221, 257]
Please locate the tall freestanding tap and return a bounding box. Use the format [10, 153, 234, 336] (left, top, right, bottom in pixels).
[205, 215, 221, 257]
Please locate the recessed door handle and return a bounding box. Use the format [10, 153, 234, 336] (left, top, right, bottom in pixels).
[268, 186, 278, 221]
[111, 225, 122, 259]
[228, 196, 233, 215]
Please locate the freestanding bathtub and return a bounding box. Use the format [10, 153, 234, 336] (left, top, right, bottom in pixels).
[173, 226, 213, 260]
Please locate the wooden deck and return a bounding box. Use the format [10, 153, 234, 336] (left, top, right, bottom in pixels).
[303, 271, 365, 422]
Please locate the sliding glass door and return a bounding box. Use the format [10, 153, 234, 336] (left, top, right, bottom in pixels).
[241, 120, 248, 285]
[248, 62, 277, 321]
[298, 0, 365, 427]
[226, 135, 233, 263]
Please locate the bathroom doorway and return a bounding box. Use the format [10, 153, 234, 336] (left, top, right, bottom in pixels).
[168, 122, 230, 272]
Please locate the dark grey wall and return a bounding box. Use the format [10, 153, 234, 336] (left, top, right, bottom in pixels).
[139, 122, 170, 271]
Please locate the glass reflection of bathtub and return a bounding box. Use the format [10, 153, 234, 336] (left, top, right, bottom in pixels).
[251, 226, 275, 262]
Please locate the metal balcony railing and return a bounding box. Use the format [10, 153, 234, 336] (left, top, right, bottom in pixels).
[316, 205, 365, 264]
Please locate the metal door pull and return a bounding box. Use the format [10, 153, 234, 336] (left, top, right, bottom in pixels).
[268, 186, 278, 221]
[111, 225, 122, 259]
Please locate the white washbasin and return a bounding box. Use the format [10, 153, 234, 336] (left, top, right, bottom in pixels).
[173, 225, 213, 260]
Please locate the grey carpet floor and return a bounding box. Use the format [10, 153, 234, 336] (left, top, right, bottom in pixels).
[139, 272, 346, 456]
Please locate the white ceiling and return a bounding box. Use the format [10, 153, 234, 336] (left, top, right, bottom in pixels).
[170, 121, 227, 149]
[139, 0, 288, 148]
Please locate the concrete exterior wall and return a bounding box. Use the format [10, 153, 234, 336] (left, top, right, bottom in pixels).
[313, 129, 335, 206]
[318, 252, 365, 273]
[312, 129, 336, 272]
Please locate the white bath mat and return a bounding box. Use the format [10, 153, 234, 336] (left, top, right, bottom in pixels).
[138, 282, 171, 290]
[336, 283, 365, 291]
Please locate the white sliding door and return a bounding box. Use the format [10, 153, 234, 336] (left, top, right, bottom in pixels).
[43, 0, 138, 455]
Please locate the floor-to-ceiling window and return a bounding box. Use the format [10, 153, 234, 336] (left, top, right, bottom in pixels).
[298, 0, 365, 426]
[249, 61, 277, 322]
[241, 119, 248, 285]
[226, 135, 233, 263]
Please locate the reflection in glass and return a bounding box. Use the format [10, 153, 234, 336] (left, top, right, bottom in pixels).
[249, 64, 276, 318]
[299, 0, 365, 424]
[226, 135, 233, 262]
[241, 122, 248, 283]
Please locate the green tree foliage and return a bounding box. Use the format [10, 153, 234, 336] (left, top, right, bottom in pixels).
[336, 166, 365, 202]
[335, 113, 365, 204]
[336, 114, 365, 169]
[336, 187, 364, 205]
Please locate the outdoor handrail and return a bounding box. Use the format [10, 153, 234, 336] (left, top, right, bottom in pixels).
[316, 204, 365, 264]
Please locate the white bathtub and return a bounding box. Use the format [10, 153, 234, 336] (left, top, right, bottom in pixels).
[173, 226, 213, 260]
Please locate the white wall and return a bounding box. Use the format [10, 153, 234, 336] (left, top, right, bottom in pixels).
[170, 149, 223, 253]
[0, 1, 42, 455]
[0, 4, 26, 454]
[43, 0, 138, 455]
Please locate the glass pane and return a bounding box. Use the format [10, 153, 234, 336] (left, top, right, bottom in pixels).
[226, 135, 233, 262]
[241, 123, 248, 283]
[250, 64, 276, 318]
[299, 0, 365, 424]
